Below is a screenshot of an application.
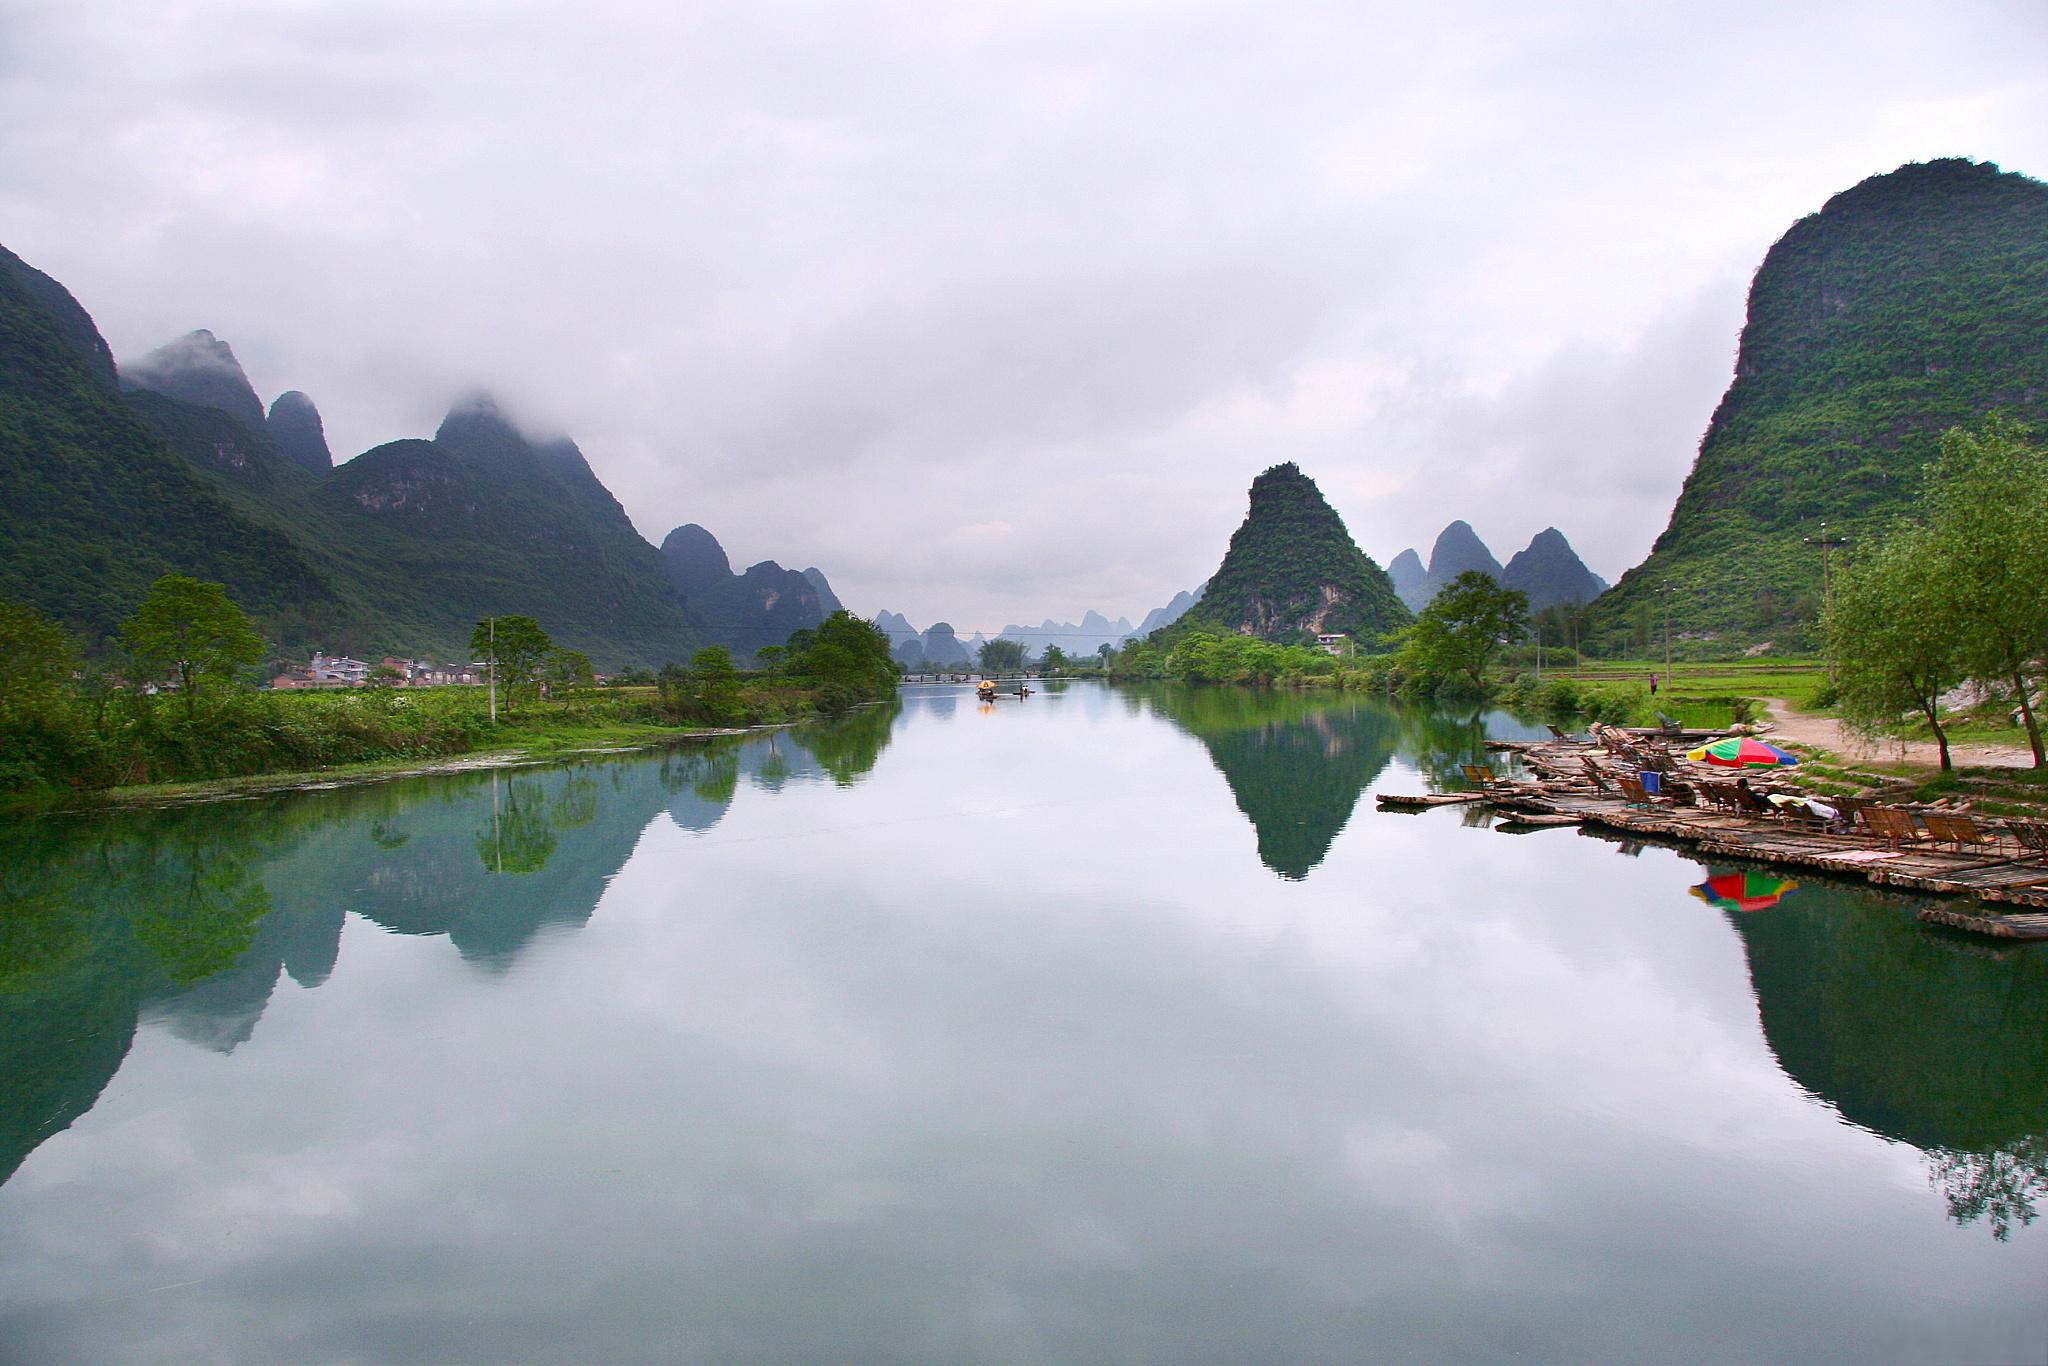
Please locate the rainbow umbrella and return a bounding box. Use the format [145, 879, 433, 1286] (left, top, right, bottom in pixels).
[1690, 871, 1799, 913]
[1686, 736, 1800, 768]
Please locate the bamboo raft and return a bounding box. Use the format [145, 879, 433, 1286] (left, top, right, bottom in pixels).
[1916, 906, 2048, 941]
[1375, 792, 1488, 811]
[1382, 734, 2048, 938]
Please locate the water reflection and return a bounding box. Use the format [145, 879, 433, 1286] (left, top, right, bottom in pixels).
[4, 687, 2046, 1361]
[1720, 877, 2048, 1238]
[1131, 686, 1530, 879]
[1689, 869, 1800, 913]
[0, 708, 897, 1186]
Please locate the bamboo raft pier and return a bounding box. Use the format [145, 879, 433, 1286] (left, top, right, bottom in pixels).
[1378, 732, 2048, 941]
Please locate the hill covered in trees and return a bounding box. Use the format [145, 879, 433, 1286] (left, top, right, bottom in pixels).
[1593, 158, 2048, 648]
[1178, 463, 1410, 642]
[0, 244, 843, 667]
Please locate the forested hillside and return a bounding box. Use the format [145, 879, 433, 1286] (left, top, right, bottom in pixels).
[1594, 158, 2048, 647]
[1179, 463, 1410, 642]
[0, 243, 842, 667]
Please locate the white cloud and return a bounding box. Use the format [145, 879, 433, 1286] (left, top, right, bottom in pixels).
[3, 0, 2045, 627]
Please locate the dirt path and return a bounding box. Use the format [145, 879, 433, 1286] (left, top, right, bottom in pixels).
[1759, 698, 2038, 770]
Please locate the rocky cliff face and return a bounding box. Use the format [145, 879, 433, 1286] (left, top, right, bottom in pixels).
[1179, 462, 1409, 641]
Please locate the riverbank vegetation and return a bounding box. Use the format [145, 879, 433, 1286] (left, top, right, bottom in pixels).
[0, 579, 899, 806]
[1825, 417, 2048, 770]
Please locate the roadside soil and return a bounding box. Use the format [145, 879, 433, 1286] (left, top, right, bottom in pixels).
[1759, 698, 2038, 770]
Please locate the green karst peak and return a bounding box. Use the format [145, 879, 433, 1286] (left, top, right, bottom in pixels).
[1593, 157, 2048, 647]
[1180, 462, 1411, 642]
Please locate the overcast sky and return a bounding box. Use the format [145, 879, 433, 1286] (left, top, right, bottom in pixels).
[5, 1, 2045, 631]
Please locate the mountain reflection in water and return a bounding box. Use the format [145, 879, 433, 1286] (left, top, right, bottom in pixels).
[0, 705, 897, 1187]
[0, 683, 2044, 1363]
[1129, 686, 1539, 880]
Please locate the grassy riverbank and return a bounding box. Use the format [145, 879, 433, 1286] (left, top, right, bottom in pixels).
[0, 681, 813, 814]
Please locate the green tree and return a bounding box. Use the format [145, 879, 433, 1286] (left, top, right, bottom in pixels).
[0, 598, 77, 723]
[788, 612, 897, 713]
[1824, 526, 1966, 770]
[546, 647, 595, 694]
[1096, 643, 1115, 669]
[754, 644, 786, 674]
[1920, 418, 2048, 766]
[470, 616, 552, 717]
[1393, 571, 1530, 691]
[121, 575, 263, 717]
[978, 637, 1027, 674]
[688, 646, 745, 724]
[1040, 644, 1070, 673]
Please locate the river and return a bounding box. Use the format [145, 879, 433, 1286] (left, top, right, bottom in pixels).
[1, 682, 2043, 1363]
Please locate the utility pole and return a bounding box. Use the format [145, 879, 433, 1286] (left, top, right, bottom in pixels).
[483, 617, 497, 724]
[1803, 522, 1849, 610]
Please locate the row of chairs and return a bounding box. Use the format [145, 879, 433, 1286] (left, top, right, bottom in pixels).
[1564, 738, 2048, 864]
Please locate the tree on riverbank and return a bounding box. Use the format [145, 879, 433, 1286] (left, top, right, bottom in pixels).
[784, 611, 897, 712]
[0, 598, 76, 724]
[1390, 571, 1529, 693]
[1824, 418, 2048, 768]
[470, 615, 551, 717]
[977, 638, 1027, 674]
[1826, 526, 1966, 770]
[123, 575, 263, 718]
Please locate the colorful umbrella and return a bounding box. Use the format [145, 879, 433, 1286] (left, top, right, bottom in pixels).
[1686, 736, 1800, 767]
[1690, 871, 1800, 913]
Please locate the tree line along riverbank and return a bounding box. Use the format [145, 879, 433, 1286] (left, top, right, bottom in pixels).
[0, 576, 898, 811]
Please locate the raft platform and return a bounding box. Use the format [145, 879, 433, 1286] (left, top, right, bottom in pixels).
[1381, 734, 2048, 933]
[1916, 906, 2048, 941]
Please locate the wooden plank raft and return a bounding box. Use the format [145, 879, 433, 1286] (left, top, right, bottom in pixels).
[1376, 792, 1488, 810]
[1917, 906, 2048, 941]
[1395, 733, 2048, 918]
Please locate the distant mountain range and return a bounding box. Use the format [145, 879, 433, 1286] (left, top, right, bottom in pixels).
[875, 584, 1204, 667]
[874, 611, 981, 668]
[659, 523, 842, 661]
[1388, 522, 1607, 613]
[0, 244, 842, 667]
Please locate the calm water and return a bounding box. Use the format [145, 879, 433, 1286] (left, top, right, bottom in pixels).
[2, 683, 2045, 1364]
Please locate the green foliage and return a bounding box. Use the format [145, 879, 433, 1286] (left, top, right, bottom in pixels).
[1594, 159, 2048, 647]
[1390, 571, 1530, 693]
[977, 637, 1027, 674]
[0, 597, 76, 724]
[122, 574, 264, 716]
[471, 615, 552, 717]
[1164, 630, 1334, 686]
[546, 647, 595, 693]
[1919, 417, 2048, 762]
[1180, 462, 1411, 641]
[1039, 644, 1070, 672]
[688, 646, 746, 725]
[785, 611, 897, 714]
[0, 249, 345, 651]
[1819, 416, 2048, 769]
